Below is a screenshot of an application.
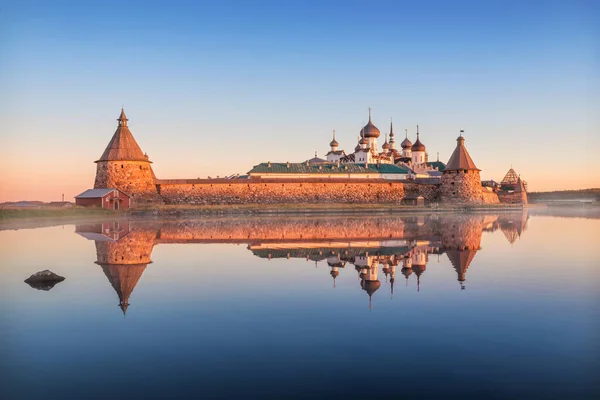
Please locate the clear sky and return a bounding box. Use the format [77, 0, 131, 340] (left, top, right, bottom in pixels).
[0, 0, 598, 201]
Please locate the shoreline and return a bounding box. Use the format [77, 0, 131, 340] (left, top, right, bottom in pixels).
[2, 202, 597, 230]
[0, 203, 530, 230]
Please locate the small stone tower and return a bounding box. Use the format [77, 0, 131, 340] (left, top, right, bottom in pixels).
[440, 134, 485, 204]
[94, 109, 161, 205]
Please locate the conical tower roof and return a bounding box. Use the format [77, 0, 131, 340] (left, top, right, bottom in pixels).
[445, 134, 479, 171]
[515, 177, 526, 193]
[96, 109, 150, 163]
[101, 264, 147, 315]
[446, 249, 478, 282]
[501, 168, 519, 185]
[502, 227, 519, 245]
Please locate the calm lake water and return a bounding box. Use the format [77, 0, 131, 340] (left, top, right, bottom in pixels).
[1, 210, 598, 399]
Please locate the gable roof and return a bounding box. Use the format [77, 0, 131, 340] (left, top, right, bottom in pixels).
[75, 188, 126, 198]
[248, 162, 411, 175]
[96, 110, 150, 162]
[445, 136, 480, 171]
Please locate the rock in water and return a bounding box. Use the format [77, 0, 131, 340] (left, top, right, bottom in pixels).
[24, 270, 65, 291]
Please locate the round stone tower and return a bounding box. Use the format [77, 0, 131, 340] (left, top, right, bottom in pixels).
[440, 134, 485, 204]
[94, 109, 161, 205]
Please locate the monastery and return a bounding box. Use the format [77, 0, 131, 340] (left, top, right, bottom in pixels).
[79, 108, 528, 207]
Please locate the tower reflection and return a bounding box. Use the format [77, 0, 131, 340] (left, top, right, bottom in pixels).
[76, 211, 529, 313]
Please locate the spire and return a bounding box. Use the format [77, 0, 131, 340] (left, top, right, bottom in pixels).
[368, 107, 372, 121]
[416, 125, 420, 138]
[405, 128, 408, 139]
[118, 108, 128, 127]
[437, 152, 439, 162]
[390, 118, 394, 137]
[120, 301, 129, 316]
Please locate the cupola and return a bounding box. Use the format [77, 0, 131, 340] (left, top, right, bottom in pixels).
[361, 108, 380, 138]
[411, 125, 426, 152]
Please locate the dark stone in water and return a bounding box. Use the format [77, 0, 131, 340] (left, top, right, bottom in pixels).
[24, 270, 65, 291]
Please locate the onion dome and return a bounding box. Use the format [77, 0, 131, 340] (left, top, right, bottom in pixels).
[330, 270, 340, 279]
[361, 279, 381, 296]
[382, 133, 390, 150]
[330, 130, 338, 147]
[411, 126, 426, 152]
[400, 128, 412, 149]
[359, 136, 369, 145]
[361, 108, 380, 138]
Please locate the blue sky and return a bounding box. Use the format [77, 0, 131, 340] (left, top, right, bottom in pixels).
[0, 0, 598, 200]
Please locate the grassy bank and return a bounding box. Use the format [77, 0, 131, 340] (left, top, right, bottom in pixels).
[0, 208, 118, 220]
[0, 208, 121, 230]
[131, 202, 528, 216]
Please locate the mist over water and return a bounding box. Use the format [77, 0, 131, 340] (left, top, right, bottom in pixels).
[1, 210, 598, 399]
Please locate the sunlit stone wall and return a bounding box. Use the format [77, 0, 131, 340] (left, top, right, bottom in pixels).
[440, 170, 500, 204]
[95, 229, 156, 265]
[94, 161, 162, 205]
[154, 216, 408, 242]
[158, 180, 412, 204]
[497, 191, 528, 204]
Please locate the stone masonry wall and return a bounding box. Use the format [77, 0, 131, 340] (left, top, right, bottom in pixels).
[158, 180, 413, 205]
[94, 161, 162, 205]
[440, 171, 499, 204]
[403, 183, 440, 202]
[498, 191, 528, 204]
[481, 190, 501, 204]
[95, 229, 156, 265]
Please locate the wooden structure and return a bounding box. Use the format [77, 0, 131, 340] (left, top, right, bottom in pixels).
[75, 188, 131, 210]
[402, 195, 425, 207]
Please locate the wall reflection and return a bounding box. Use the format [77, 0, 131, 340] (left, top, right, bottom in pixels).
[75, 211, 529, 313]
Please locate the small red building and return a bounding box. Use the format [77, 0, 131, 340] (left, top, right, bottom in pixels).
[75, 188, 131, 210]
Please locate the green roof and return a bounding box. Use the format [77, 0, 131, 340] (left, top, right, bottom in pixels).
[426, 161, 446, 171]
[248, 162, 410, 175]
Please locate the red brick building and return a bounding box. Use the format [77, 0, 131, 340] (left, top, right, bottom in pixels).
[75, 188, 131, 210]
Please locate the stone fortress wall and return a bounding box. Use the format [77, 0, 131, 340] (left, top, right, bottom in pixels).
[497, 190, 528, 204]
[95, 161, 162, 204]
[440, 170, 500, 205]
[155, 179, 438, 205]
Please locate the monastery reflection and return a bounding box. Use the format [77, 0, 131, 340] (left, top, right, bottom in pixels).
[75, 211, 528, 313]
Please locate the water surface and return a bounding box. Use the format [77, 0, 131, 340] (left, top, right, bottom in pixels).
[1, 210, 598, 399]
